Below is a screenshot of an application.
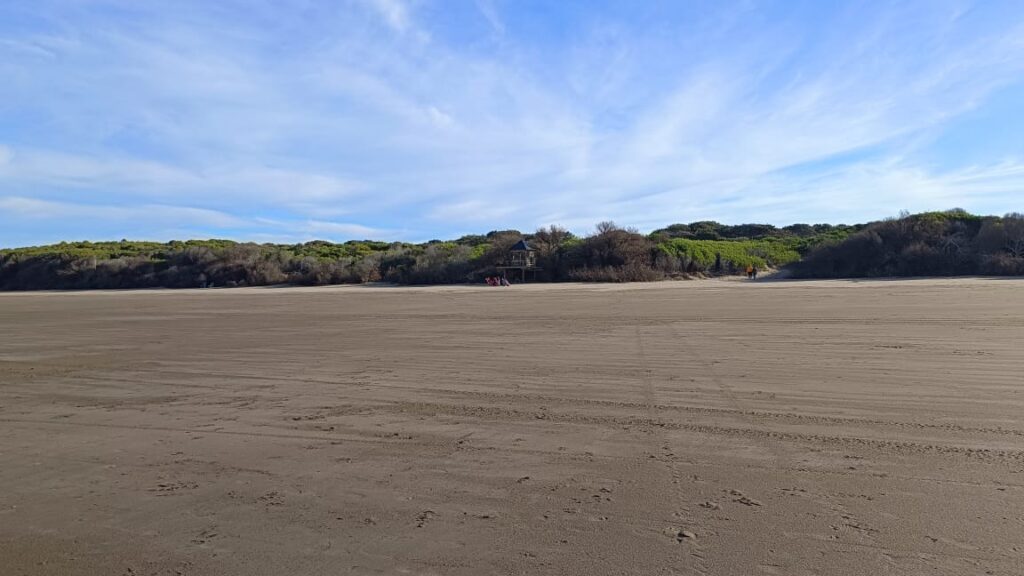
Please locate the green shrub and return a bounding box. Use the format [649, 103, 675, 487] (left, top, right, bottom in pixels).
[657, 238, 800, 272]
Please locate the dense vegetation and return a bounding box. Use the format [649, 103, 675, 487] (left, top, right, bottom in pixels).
[1, 210, 1020, 290]
[789, 210, 1024, 278]
[0, 220, 846, 289]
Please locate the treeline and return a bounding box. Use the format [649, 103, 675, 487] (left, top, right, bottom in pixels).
[0, 220, 840, 290]
[4, 211, 1019, 290]
[789, 210, 1024, 278]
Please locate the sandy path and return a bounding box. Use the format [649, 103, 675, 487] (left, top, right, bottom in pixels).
[1, 278, 1022, 575]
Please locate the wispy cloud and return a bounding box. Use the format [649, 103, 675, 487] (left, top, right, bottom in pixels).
[365, 0, 413, 33]
[474, 0, 505, 36]
[0, 196, 243, 229]
[1, 0, 1023, 247]
[0, 196, 396, 245]
[0, 148, 361, 210]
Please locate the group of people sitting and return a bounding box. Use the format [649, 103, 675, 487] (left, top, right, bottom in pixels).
[485, 276, 511, 287]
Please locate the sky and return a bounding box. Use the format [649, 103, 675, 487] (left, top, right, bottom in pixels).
[1, 0, 1023, 246]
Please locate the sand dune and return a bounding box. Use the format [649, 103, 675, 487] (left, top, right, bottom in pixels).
[1, 278, 1022, 575]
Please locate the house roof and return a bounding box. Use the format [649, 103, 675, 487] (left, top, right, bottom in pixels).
[510, 239, 532, 251]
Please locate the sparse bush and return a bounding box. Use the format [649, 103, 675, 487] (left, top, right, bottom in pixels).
[979, 253, 1024, 275]
[406, 244, 473, 284]
[559, 222, 662, 280]
[569, 263, 664, 282]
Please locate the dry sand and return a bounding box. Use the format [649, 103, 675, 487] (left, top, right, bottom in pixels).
[1, 278, 1022, 575]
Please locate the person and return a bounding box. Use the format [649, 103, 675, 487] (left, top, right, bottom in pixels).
[485, 277, 495, 286]
[752, 265, 758, 280]
[745, 264, 754, 279]
[501, 276, 511, 287]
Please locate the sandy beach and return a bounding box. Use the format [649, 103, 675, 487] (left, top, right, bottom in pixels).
[1, 278, 1022, 575]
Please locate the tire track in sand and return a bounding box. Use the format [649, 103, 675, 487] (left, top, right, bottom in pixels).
[71, 369, 1024, 439]
[634, 322, 710, 575]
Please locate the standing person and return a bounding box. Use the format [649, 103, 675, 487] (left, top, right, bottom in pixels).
[746, 264, 754, 279]
[752, 265, 758, 280]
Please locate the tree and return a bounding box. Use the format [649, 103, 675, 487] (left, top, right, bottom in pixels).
[978, 214, 1024, 258]
[1004, 213, 1024, 257]
[650, 223, 692, 238]
[532, 225, 572, 258]
[688, 221, 723, 240]
[532, 225, 574, 279]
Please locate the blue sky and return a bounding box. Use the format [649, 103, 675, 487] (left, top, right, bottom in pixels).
[1, 0, 1023, 246]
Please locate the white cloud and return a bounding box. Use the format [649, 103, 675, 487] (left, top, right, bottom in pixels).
[474, 0, 505, 36]
[692, 158, 1024, 225]
[0, 38, 57, 59]
[0, 196, 244, 228]
[364, 0, 412, 33]
[0, 148, 199, 190]
[301, 219, 395, 238]
[0, 147, 361, 210]
[1, 0, 1023, 243]
[427, 106, 453, 127]
[0, 196, 399, 244]
[427, 199, 519, 223]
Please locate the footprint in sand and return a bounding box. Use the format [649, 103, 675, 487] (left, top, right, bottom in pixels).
[415, 510, 436, 527]
[149, 481, 198, 495]
[191, 528, 218, 545]
[726, 489, 762, 507]
[257, 491, 284, 507]
[664, 527, 698, 543]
